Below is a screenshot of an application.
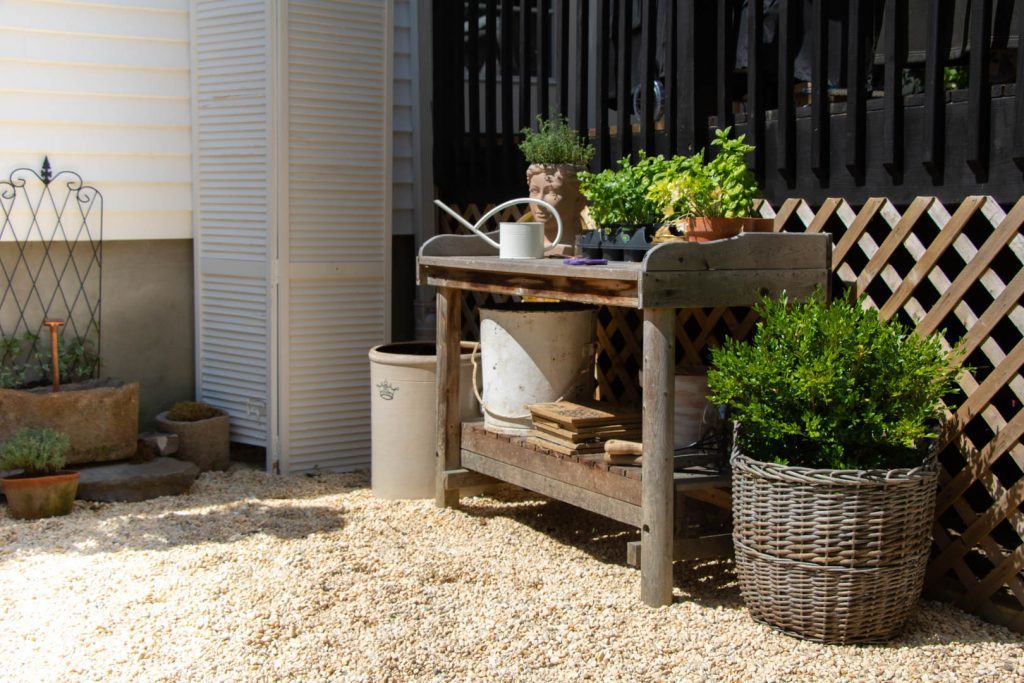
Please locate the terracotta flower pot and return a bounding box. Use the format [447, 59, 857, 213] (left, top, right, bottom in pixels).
[155, 411, 230, 472]
[676, 217, 745, 242]
[673, 217, 774, 242]
[1, 471, 80, 520]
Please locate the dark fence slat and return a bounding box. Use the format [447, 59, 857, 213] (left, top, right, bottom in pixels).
[568, 0, 589, 139]
[664, 0, 679, 154]
[484, 0, 498, 190]
[537, 0, 550, 117]
[519, 0, 534, 131]
[467, 0, 481, 184]
[616, 0, 633, 160]
[1017, 0, 1024, 165]
[501, 0, 516, 185]
[810, 0, 828, 181]
[640, 0, 657, 154]
[594, 0, 611, 169]
[923, 0, 950, 179]
[453, 2, 465, 190]
[678, 0, 697, 154]
[746, 0, 764, 183]
[882, 0, 905, 180]
[777, 0, 796, 182]
[967, 0, 992, 180]
[845, 0, 867, 183]
[716, 0, 735, 132]
[558, 0, 570, 116]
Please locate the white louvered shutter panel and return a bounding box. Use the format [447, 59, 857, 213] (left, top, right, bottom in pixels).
[280, 0, 392, 472]
[191, 0, 274, 448]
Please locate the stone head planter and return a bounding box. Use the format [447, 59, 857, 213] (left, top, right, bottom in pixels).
[526, 163, 585, 246]
[155, 406, 230, 472]
[0, 378, 139, 465]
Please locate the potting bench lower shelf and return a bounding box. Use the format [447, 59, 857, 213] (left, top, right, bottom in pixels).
[417, 231, 832, 607]
[452, 422, 731, 529]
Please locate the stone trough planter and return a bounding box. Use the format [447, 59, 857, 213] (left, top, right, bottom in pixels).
[0, 378, 139, 465]
[155, 410, 230, 472]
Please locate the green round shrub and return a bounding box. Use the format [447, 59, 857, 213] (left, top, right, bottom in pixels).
[0, 427, 71, 476]
[167, 401, 224, 422]
[708, 291, 961, 470]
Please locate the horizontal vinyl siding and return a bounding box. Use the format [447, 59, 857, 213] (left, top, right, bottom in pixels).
[0, 0, 192, 241]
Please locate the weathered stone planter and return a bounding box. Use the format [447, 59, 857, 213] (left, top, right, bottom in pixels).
[0, 379, 139, 465]
[155, 411, 230, 472]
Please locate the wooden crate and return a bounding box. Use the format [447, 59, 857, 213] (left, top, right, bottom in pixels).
[439, 196, 1024, 634]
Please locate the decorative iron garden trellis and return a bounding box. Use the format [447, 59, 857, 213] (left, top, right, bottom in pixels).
[0, 157, 102, 387]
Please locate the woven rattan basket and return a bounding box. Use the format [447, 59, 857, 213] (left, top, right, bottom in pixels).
[732, 453, 938, 644]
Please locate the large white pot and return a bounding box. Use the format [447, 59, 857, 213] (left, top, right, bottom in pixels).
[479, 302, 597, 435]
[368, 341, 478, 500]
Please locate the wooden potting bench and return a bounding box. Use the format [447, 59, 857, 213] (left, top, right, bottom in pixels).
[417, 232, 832, 606]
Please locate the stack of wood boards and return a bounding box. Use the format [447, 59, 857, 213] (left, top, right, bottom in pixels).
[527, 401, 641, 456]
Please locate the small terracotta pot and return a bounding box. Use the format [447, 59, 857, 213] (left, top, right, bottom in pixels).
[677, 217, 745, 242]
[740, 217, 775, 233]
[674, 217, 775, 242]
[1, 471, 80, 520]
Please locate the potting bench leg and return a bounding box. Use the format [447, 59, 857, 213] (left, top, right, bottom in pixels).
[641, 307, 675, 607]
[435, 287, 462, 508]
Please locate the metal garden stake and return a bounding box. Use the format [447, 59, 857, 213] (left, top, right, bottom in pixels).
[43, 319, 64, 392]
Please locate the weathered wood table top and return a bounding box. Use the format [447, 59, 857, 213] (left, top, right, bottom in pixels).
[418, 231, 833, 308]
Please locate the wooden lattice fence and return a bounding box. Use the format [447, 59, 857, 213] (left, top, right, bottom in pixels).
[437, 195, 1024, 633]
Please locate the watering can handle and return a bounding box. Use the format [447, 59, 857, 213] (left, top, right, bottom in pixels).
[433, 197, 564, 252]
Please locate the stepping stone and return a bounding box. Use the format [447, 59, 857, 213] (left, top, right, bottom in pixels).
[74, 457, 200, 503]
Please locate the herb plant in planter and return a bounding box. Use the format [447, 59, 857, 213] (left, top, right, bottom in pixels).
[518, 113, 594, 245]
[647, 128, 770, 242]
[156, 401, 230, 472]
[0, 427, 78, 520]
[579, 151, 668, 258]
[707, 292, 960, 643]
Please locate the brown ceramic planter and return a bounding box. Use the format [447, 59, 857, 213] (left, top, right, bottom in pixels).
[740, 217, 775, 233]
[674, 217, 774, 242]
[2, 471, 80, 520]
[677, 217, 745, 242]
[155, 411, 230, 472]
[0, 379, 139, 465]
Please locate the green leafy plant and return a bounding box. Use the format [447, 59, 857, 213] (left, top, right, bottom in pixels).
[167, 401, 225, 422]
[647, 127, 759, 220]
[0, 329, 101, 389]
[707, 291, 960, 470]
[578, 151, 667, 226]
[0, 427, 71, 476]
[944, 65, 968, 90]
[518, 113, 594, 167]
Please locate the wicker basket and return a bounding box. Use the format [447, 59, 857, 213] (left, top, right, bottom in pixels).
[732, 453, 938, 644]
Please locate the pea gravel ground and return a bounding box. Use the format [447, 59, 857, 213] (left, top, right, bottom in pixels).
[0, 468, 1021, 682]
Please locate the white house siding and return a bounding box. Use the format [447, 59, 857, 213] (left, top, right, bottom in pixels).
[0, 0, 192, 240]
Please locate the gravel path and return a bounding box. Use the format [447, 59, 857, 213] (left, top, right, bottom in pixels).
[0, 468, 1020, 682]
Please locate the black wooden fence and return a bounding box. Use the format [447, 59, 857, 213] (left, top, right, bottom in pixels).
[433, 1, 1024, 208]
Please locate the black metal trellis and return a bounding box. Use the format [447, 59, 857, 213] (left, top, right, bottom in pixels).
[0, 157, 102, 387]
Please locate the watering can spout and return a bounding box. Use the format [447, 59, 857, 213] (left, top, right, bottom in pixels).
[433, 197, 564, 259]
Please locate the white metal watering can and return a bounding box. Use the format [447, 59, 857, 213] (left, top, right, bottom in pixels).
[433, 197, 563, 259]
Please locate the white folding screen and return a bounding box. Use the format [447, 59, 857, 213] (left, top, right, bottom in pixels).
[192, 0, 392, 472]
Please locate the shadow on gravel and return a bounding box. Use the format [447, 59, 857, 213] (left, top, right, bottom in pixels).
[0, 501, 346, 556]
[457, 489, 743, 610]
